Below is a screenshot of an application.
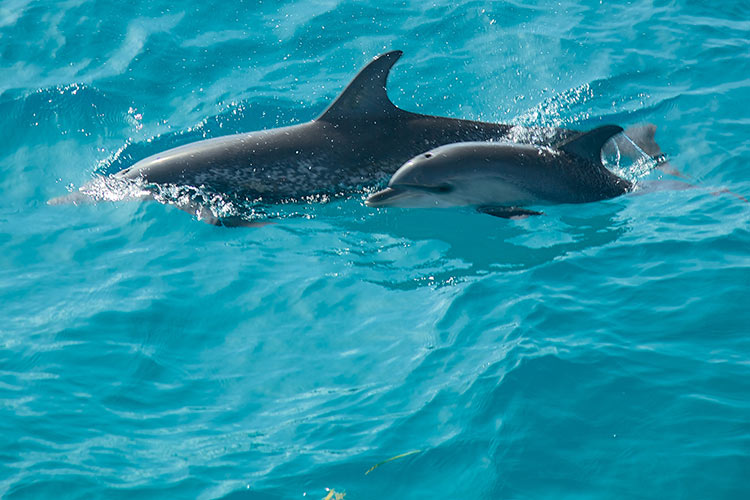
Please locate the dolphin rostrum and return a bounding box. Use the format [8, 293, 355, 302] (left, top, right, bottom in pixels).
[365, 125, 634, 218]
[51, 51, 663, 225]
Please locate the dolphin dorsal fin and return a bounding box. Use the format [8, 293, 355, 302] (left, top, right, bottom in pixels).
[316, 50, 405, 124]
[560, 125, 624, 164]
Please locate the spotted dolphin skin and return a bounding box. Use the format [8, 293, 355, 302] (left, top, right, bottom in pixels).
[365, 125, 633, 218]
[109, 51, 571, 213]
[51, 51, 663, 225]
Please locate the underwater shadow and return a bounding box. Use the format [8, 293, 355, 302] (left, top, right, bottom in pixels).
[308, 199, 631, 291]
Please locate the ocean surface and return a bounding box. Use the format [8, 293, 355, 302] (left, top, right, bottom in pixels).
[2, 0, 749, 498]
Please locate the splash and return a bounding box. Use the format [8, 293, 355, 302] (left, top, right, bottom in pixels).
[603, 134, 661, 184]
[513, 81, 664, 185]
[513, 82, 596, 129]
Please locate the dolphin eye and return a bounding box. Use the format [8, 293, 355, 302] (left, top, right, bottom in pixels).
[423, 153, 433, 158]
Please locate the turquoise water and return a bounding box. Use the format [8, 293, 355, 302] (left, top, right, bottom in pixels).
[2, 0, 749, 498]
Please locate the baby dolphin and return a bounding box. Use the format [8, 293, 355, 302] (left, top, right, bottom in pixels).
[365, 125, 633, 218]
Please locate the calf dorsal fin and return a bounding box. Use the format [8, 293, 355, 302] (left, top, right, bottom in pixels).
[560, 125, 623, 164]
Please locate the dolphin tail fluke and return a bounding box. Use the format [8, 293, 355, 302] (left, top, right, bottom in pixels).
[620, 123, 672, 170]
[622, 124, 661, 157]
[47, 191, 95, 205]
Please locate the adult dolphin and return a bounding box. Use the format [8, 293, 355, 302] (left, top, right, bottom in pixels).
[51, 51, 664, 225]
[365, 125, 633, 218]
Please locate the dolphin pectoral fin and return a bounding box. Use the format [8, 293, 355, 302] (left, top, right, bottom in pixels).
[478, 206, 543, 219]
[173, 200, 271, 228]
[560, 125, 624, 165]
[215, 216, 274, 228]
[195, 211, 272, 228]
[316, 51, 411, 125]
[196, 209, 273, 228]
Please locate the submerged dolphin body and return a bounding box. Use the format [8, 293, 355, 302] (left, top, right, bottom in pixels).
[365, 125, 633, 218]
[51, 51, 664, 225]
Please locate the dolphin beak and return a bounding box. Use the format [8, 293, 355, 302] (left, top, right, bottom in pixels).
[365, 187, 420, 207]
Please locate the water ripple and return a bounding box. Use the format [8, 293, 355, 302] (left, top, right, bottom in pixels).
[2, 0, 750, 499]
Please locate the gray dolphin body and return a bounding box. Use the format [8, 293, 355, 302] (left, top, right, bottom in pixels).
[365, 125, 633, 218]
[113, 51, 571, 201]
[53, 51, 663, 225]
